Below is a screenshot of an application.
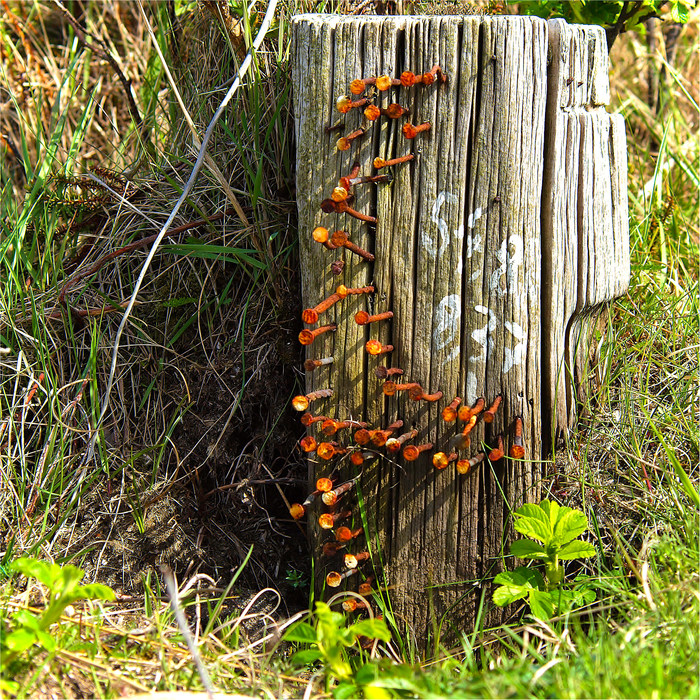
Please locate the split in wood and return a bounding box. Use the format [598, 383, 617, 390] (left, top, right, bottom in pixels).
[402, 122, 431, 139]
[330, 231, 374, 261]
[365, 340, 393, 356]
[292, 388, 333, 411]
[442, 397, 462, 422]
[509, 417, 525, 459]
[336, 128, 366, 151]
[304, 356, 333, 372]
[336, 95, 369, 113]
[355, 310, 393, 325]
[298, 323, 337, 346]
[385, 428, 418, 453]
[336, 525, 363, 543]
[319, 508, 352, 530]
[456, 452, 486, 475]
[302, 289, 341, 322]
[364, 103, 410, 121]
[432, 451, 458, 470]
[371, 420, 404, 447]
[403, 441, 433, 461]
[374, 154, 414, 169]
[375, 365, 404, 379]
[320, 198, 377, 224]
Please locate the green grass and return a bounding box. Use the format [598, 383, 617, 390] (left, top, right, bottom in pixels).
[0, 1, 698, 698]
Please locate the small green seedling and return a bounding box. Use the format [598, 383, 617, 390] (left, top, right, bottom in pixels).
[284, 600, 392, 697]
[493, 500, 597, 619]
[1, 557, 115, 695]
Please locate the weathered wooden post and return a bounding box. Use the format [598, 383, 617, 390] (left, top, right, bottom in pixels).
[291, 13, 628, 648]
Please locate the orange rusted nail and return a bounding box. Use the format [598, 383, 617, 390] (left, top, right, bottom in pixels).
[342, 598, 369, 612]
[363, 103, 381, 121]
[321, 197, 377, 224]
[330, 230, 374, 261]
[385, 428, 418, 453]
[409, 386, 443, 402]
[375, 365, 404, 379]
[402, 122, 431, 139]
[358, 576, 374, 595]
[336, 128, 366, 151]
[336, 284, 374, 299]
[322, 478, 358, 506]
[483, 395, 503, 423]
[488, 434, 505, 462]
[442, 397, 462, 422]
[509, 417, 526, 459]
[400, 70, 417, 86]
[354, 310, 393, 325]
[316, 477, 334, 493]
[432, 451, 458, 470]
[304, 356, 334, 372]
[326, 568, 359, 587]
[300, 412, 329, 426]
[302, 289, 341, 323]
[298, 324, 337, 346]
[344, 551, 371, 569]
[338, 173, 390, 191]
[292, 389, 333, 412]
[371, 419, 404, 447]
[375, 74, 401, 91]
[364, 103, 409, 121]
[317, 442, 347, 461]
[336, 525, 363, 543]
[350, 76, 376, 94]
[336, 95, 369, 113]
[350, 449, 374, 466]
[451, 414, 478, 451]
[312, 225, 340, 251]
[300, 436, 317, 453]
[382, 381, 420, 397]
[456, 451, 486, 475]
[458, 397, 485, 422]
[289, 503, 305, 520]
[421, 64, 446, 85]
[331, 186, 350, 202]
[373, 154, 415, 169]
[319, 508, 352, 530]
[402, 441, 433, 461]
[322, 418, 367, 436]
[323, 541, 345, 557]
[366, 340, 393, 356]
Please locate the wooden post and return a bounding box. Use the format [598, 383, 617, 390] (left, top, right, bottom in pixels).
[291, 14, 628, 648]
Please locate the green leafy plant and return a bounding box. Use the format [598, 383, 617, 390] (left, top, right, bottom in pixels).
[1, 558, 115, 695]
[518, 0, 692, 49]
[493, 500, 597, 619]
[284, 600, 392, 698]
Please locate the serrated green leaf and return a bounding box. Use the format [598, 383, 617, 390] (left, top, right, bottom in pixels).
[528, 589, 555, 620]
[552, 509, 589, 545]
[510, 539, 548, 559]
[557, 540, 597, 560]
[514, 516, 551, 544]
[493, 584, 530, 607]
[283, 621, 317, 644]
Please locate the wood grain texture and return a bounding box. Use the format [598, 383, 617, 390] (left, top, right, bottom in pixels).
[292, 13, 628, 646]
